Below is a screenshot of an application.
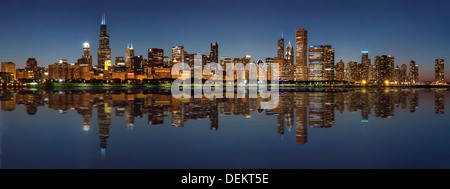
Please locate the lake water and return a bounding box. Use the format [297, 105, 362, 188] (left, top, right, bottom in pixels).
[0, 87, 449, 169]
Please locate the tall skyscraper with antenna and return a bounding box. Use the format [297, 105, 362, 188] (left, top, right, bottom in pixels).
[277, 35, 284, 59]
[361, 49, 370, 81]
[285, 41, 294, 81]
[126, 43, 135, 68]
[97, 14, 111, 71]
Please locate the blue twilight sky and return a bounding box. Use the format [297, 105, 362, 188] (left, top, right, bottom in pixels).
[0, 0, 450, 81]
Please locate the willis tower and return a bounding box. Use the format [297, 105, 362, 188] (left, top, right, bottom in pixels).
[97, 14, 111, 71]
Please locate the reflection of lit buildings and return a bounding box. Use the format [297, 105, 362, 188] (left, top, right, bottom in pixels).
[409, 89, 419, 112]
[294, 92, 308, 144]
[435, 89, 445, 114]
[308, 93, 335, 128]
[374, 88, 394, 118]
[97, 101, 111, 159]
[1, 88, 433, 149]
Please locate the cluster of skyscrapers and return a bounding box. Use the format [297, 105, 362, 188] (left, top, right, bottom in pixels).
[270, 29, 444, 85]
[0, 17, 447, 85]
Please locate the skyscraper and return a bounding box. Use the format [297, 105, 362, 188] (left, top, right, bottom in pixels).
[400, 64, 407, 83]
[335, 60, 345, 81]
[348, 60, 358, 82]
[361, 50, 371, 81]
[77, 42, 93, 67]
[435, 58, 444, 84]
[375, 55, 394, 85]
[172, 46, 184, 63]
[26, 58, 37, 70]
[97, 14, 111, 71]
[125, 44, 135, 68]
[323, 45, 335, 81]
[277, 38, 284, 59]
[415, 65, 419, 83]
[25, 58, 38, 79]
[393, 65, 400, 83]
[387, 55, 395, 82]
[115, 57, 125, 66]
[1, 62, 16, 80]
[209, 42, 218, 63]
[284, 41, 294, 81]
[308, 45, 323, 81]
[148, 48, 164, 68]
[409, 60, 418, 84]
[131, 55, 144, 75]
[295, 29, 308, 81]
[308, 45, 334, 81]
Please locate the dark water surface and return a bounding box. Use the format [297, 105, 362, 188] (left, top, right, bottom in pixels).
[0, 88, 449, 169]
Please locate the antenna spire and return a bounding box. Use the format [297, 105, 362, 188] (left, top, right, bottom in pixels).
[101, 14, 106, 25]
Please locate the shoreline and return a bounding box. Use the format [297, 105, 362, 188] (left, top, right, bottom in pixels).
[2, 83, 449, 91]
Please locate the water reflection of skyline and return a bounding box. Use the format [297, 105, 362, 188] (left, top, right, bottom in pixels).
[0, 88, 447, 153]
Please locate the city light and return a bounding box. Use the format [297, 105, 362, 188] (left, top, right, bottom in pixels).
[0, 14, 445, 88]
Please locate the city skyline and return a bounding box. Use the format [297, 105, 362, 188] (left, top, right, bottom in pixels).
[1, 0, 450, 82]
